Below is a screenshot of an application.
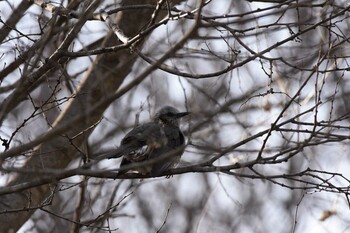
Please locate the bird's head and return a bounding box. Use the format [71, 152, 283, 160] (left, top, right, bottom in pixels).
[153, 106, 190, 126]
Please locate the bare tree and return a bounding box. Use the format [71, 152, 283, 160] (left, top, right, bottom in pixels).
[1, 0, 350, 232]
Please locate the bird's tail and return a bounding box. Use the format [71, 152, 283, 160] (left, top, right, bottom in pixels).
[92, 147, 125, 161]
[80, 147, 127, 170]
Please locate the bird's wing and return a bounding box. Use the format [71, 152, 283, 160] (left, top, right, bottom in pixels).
[118, 122, 167, 175]
[111, 122, 167, 161]
[93, 123, 155, 161]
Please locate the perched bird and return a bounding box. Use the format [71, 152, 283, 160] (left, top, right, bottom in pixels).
[107, 106, 189, 176]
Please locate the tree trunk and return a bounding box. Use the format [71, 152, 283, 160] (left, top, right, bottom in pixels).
[0, 0, 175, 231]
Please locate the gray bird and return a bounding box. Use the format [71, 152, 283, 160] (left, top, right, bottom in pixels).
[107, 106, 189, 176]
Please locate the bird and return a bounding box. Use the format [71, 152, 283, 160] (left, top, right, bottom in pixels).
[106, 106, 189, 177]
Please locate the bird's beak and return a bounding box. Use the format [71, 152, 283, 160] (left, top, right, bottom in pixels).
[175, 111, 190, 118]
